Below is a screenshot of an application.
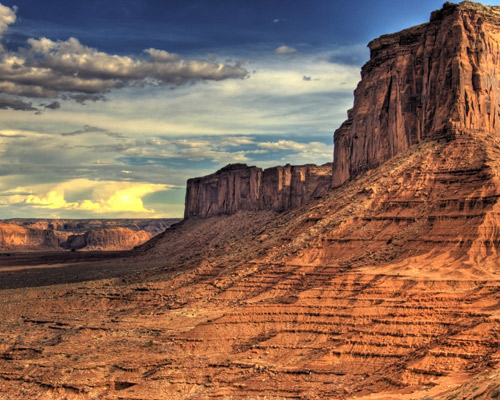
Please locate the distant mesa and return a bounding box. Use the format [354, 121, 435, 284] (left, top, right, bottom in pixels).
[0, 219, 180, 251]
[184, 163, 332, 218]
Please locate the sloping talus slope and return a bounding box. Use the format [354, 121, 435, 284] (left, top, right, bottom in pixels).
[4, 132, 500, 399]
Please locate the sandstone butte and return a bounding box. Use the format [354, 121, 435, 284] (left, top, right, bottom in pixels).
[5, 1, 500, 399]
[184, 163, 332, 218]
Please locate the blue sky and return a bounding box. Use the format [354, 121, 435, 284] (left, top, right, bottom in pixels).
[0, 0, 495, 218]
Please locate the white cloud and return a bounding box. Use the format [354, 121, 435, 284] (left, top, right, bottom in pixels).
[257, 140, 332, 164]
[0, 3, 15, 41]
[273, 45, 297, 55]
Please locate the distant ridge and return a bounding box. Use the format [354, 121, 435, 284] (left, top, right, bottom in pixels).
[0, 218, 179, 251]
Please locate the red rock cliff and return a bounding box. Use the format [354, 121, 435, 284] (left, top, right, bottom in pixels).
[185, 163, 332, 218]
[0, 219, 179, 251]
[333, 1, 500, 186]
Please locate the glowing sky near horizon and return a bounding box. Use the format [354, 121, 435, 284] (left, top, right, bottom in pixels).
[0, 0, 497, 218]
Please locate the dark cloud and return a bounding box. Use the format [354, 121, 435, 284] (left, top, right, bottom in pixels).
[61, 125, 108, 136]
[104, 131, 126, 139]
[65, 93, 108, 104]
[0, 95, 37, 111]
[59, 124, 124, 139]
[42, 101, 60, 110]
[0, 10, 249, 109]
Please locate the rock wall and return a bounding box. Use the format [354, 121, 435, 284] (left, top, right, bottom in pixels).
[0, 219, 180, 251]
[0, 223, 61, 250]
[333, 1, 500, 187]
[185, 163, 332, 218]
[63, 227, 153, 251]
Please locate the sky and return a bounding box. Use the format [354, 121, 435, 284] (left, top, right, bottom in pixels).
[0, 0, 496, 219]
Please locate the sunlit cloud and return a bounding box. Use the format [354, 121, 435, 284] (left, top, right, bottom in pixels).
[273, 45, 297, 55]
[1, 179, 170, 216]
[0, 2, 15, 42]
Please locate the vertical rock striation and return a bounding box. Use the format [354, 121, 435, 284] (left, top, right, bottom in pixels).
[333, 1, 500, 186]
[184, 163, 332, 218]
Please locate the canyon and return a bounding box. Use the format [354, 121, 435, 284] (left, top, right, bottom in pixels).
[3, 2, 500, 400]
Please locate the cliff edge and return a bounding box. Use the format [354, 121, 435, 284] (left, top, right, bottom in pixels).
[184, 163, 332, 218]
[333, 1, 500, 186]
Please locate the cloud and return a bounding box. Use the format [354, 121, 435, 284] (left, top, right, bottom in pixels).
[0, 3, 248, 110]
[0, 132, 24, 138]
[302, 75, 311, 81]
[0, 95, 37, 111]
[0, 3, 15, 41]
[61, 124, 108, 136]
[42, 101, 61, 110]
[256, 139, 332, 164]
[65, 93, 108, 104]
[273, 45, 297, 55]
[1, 179, 170, 216]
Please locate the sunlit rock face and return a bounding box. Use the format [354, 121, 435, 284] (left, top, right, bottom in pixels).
[333, 1, 500, 187]
[0, 219, 178, 251]
[184, 163, 332, 218]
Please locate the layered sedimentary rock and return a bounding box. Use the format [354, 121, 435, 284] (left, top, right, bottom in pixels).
[184, 163, 332, 218]
[333, 1, 500, 186]
[63, 227, 153, 251]
[0, 219, 179, 251]
[0, 222, 60, 250]
[6, 218, 174, 237]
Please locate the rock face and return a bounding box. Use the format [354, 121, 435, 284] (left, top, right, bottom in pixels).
[333, 1, 500, 186]
[185, 163, 332, 218]
[63, 227, 153, 251]
[0, 219, 180, 251]
[0, 222, 60, 250]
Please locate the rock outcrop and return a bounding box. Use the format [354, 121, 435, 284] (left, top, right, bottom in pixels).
[0, 222, 61, 250]
[63, 227, 153, 251]
[184, 163, 332, 218]
[333, 1, 500, 186]
[0, 219, 180, 251]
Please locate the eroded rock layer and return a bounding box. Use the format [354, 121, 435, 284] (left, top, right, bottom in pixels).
[185, 163, 332, 218]
[4, 132, 500, 399]
[0, 219, 179, 251]
[333, 1, 500, 186]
